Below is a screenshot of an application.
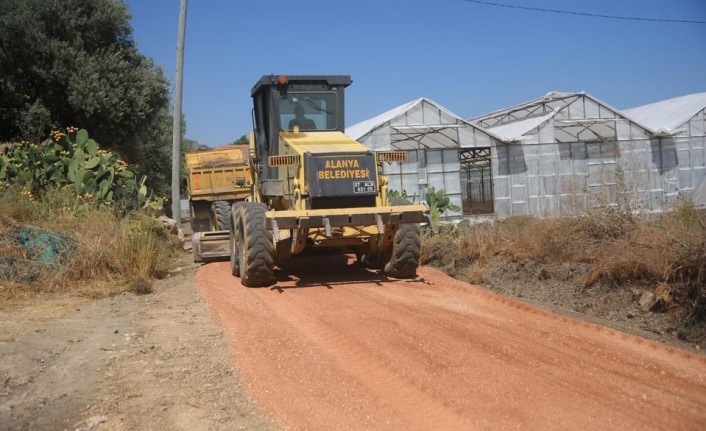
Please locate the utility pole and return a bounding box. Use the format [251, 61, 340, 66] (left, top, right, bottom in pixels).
[171, 0, 188, 226]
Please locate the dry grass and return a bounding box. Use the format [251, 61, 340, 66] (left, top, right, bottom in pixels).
[0, 186, 177, 307]
[457, 261, 488, 285]
[429, 216, 590, 267]
[422, 199, 706, 326]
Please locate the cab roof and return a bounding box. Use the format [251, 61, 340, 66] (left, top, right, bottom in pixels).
[251, 75, 352, 96]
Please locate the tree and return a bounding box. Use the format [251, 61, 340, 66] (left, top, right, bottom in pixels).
[231, 135, 249, 146]
[0, 0, 174, 198]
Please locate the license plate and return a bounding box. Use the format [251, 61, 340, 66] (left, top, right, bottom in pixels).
[353, 181, 376, 193]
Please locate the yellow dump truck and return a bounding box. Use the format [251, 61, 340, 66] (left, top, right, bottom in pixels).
[185, 145, 251, 262]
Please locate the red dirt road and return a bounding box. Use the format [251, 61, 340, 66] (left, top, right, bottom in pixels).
[197, 253, 706, 431]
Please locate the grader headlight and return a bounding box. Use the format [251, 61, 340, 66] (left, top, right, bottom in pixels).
[375, 151, 407, 164]
[268, 154, 301, 167]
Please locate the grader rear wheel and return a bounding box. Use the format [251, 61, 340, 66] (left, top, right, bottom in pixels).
[357, 251, 385, 269]
[210, 201, 231, 231]
[229, 202, 248, 277]
[237, 203, 275, 287]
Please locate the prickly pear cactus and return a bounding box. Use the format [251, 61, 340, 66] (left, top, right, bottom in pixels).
[0, 127, 162, 211]
[426, 186, 461, 223]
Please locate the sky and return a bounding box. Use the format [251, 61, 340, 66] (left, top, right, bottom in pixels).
[125, 0, 706, 147]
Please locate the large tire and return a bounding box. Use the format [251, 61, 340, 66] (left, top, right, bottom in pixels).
[383, 223, 421, 278]
[229, 202, 248, 277]
[190, 200, 211, 232]
[382, 198, 421, 278]
[237, 203, 275, 287]
[210, 201, 231, 231]
[357, 250, 385, 269]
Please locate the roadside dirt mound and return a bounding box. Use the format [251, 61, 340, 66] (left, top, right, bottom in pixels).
[429, 254, 705, 354]
[423, 240, 706, 354]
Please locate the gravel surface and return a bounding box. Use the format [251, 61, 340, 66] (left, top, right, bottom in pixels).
[198, 254, 706, 431]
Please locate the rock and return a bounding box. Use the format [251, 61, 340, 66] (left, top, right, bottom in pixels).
[73, 415, 107, 431]
[536, 268, 550, 281]
[155, 216, 177, 234]
[639, 291, 656, 312]
[182, 238, 193, 251]
[552, 264, 576, 281]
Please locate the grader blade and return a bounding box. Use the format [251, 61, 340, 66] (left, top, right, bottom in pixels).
[191, 231, 230, 263]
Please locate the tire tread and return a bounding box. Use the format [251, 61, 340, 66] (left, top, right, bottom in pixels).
[239, 203, 274, 287]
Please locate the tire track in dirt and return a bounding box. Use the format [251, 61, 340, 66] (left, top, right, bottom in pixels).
[200, 261, 408, 430]
[309, 272, 704, 428]
[254, 278, 472, 430]
[197, 254, 706, 431]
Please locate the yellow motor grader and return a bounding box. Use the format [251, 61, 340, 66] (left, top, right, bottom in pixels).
[226, 74, 432, 287]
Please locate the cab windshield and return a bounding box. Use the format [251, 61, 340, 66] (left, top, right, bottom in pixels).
[280, 92, 337, 131]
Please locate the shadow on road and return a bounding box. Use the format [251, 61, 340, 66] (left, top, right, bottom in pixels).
[271, 252, 421, 291]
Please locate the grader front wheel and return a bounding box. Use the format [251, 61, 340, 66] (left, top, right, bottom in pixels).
[382, 198, 421, 279]
[383, 223, 421, 279]
[237, 203, 275, 287]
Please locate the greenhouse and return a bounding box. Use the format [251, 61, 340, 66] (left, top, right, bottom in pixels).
[622, 92, 706, 208]
[348, 92, 706, 220]
[346, 98, 505, 220]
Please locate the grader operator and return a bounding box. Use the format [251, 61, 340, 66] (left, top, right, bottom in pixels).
[229, 75, 432, 287]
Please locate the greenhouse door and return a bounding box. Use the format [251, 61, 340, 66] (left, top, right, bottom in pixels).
[460, 148, 494, 215]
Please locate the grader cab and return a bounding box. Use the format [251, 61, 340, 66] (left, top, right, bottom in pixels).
[230, 75, 432, 286]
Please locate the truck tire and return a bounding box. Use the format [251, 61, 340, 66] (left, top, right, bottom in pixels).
[237, 203, 275, 287]
[211, 201, 231, 231]
[190, 200, 211, 232]
[382, 198, 421, 279]
[229, 202, 248, 277]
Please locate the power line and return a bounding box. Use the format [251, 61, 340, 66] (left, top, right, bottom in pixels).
[460, 0, 706, 24]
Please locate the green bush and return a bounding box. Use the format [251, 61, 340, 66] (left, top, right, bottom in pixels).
[0, 128, 164, 213]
